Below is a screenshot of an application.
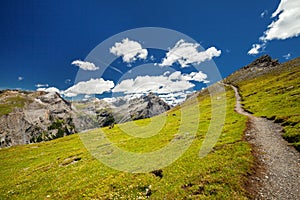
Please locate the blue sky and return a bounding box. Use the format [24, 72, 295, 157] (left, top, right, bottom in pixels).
[0, 0, 299, 103]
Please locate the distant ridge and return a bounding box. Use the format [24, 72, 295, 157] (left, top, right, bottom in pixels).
[0, 90, 170, 147]
[224, 55, 280, 84]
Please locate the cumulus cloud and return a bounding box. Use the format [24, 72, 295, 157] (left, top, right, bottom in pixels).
[113, 70, 209, 95]
[159, 39, 221, 67]
[248, 0, 300, 55]
[111, 70, 209, 105]
[261, 0, 300, 41]
[37, 87, 60, 93]
[182, 71, 209, 83]
[110, 38, 148, 63]
[113, 73, 192, 95]
[71, 60, 99, 71]
[63, 78, 114, 97]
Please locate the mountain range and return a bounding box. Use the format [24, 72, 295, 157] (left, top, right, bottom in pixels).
[0, 90, 170, 147]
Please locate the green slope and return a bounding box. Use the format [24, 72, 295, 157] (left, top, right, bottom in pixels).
[236, 57, 300, 151]
[0, 88, 253, 199]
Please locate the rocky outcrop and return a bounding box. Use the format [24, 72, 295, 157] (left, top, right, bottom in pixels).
[243, 55, 279, 69]
[224, 55, 280, 84]
[0, 91, 75, 147]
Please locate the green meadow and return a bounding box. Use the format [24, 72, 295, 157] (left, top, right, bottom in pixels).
[237, 58, 300, 151]
[0, 87, 253, 199]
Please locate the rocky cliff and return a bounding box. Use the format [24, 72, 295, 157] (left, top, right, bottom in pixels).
[0, 90, 75, 147]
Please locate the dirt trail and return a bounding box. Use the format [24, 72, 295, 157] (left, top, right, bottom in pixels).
[230, 85, 300, 200]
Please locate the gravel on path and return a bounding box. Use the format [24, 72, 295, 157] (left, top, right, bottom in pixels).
[230, 84, 300, 200]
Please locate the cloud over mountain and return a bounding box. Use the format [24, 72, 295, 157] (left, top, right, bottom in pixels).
[113, 71, 198, 94]
[63, 78, 114, 97]
[110, 38, 148, 63]
[37, 87, 60, 93]
[112, 70, 209, 104]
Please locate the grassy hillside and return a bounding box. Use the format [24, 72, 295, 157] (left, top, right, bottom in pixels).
[0, 88, 253, 199]
[236, 57, 300, 151]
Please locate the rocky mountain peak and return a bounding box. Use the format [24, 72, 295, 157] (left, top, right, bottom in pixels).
[123, 93, 171, 120]
[224, 55, 281, 84]
[244, 55, 279, 69]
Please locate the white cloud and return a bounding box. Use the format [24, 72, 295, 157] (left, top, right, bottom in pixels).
[71, 60, 99, 71]
[35, 83, 49, 88]
[248, 44, 263, 55]
[110, 38, 148, 63]
[260, 10, 268, 18]
[169, 71, 182, 80]
[283, 53, 291, 59]
[37, 87, 60, 93]
[261, 0, 300, 41]
[158, 92, 187, 106]
[111, 70, 209, 105]
[249, 0, 300, 55]
[106, 89, 188, 106]
[159, 39, 221, 67]
[182, 71, 209, 83]
[113, 70, 208, 95]
[123, 93, 144, 100]
[63, 78, 114, 97]
[113, 72, 194, 95]
[18, 76, 24, 81]
[102, 92, 186, 107]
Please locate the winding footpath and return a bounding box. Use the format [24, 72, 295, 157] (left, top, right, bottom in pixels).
[229, 85, 300, 200]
